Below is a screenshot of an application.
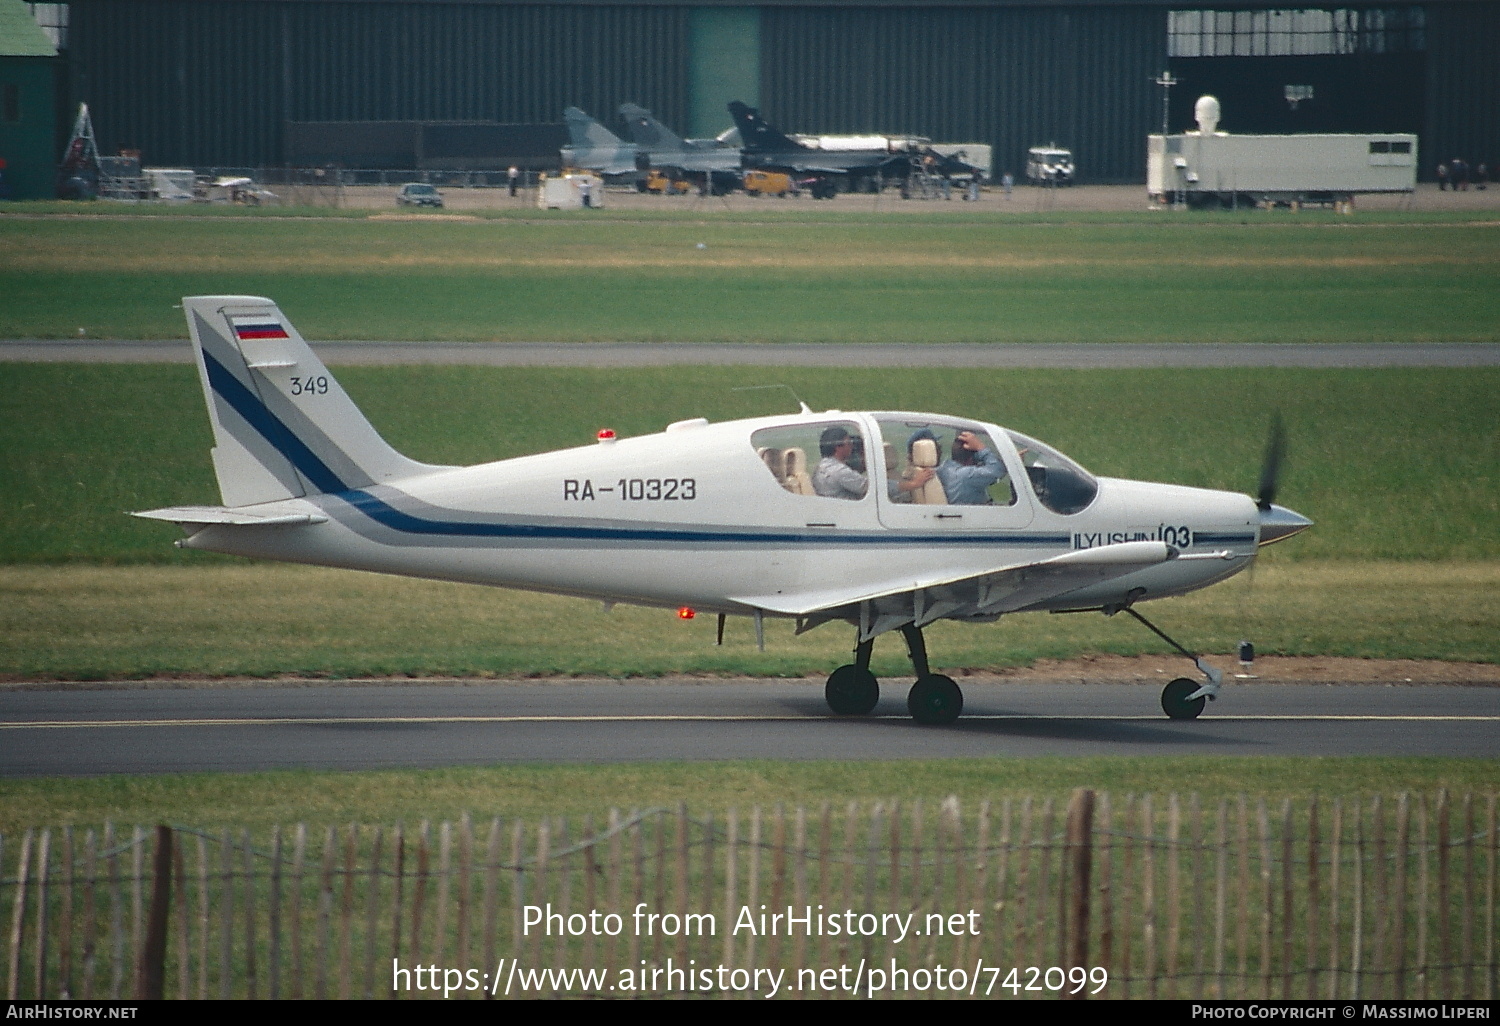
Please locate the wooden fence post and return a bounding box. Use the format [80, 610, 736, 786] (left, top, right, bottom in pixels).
[7, 830, 33, 999]
[136, 825, 172, 1000]
[1065, 788, 1095, 999]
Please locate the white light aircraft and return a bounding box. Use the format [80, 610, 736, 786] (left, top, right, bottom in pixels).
[137, 297, 1312, 723]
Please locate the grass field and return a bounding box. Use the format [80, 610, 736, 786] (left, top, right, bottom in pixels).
[1, 756, 1492, 834]
[4, 364, 1495, 564]
[3, 215, 1499, 342]
[3, 559, 1496, 680]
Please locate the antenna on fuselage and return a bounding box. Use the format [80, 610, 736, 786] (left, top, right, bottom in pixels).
[731, 384, 812, 414]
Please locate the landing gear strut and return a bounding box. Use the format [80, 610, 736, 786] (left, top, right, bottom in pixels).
[824, 638, 878, 715]
[1056, 602, 1223, 719]
[1117, 607, 1222, 720]
[901, 624, 963, 725]
[822, 625, 963, 725]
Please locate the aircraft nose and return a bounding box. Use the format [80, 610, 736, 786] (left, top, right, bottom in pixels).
[1257, 504, 1313, 547]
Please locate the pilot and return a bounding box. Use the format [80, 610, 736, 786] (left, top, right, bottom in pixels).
[937, 430, 1005, 504]
[812, 426, 868, 500]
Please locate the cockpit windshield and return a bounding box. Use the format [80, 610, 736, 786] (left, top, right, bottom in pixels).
[1006, 431, 1098, 515]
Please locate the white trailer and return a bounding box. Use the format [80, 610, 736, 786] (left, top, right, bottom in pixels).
[1148, 131, 1416, 208]
[537, 172, 604, 210]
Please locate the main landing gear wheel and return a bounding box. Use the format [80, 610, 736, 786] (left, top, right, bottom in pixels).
[907, 674, 963, 726]
[825, 664, 879, 716]
[1161, 677, 1207, 721]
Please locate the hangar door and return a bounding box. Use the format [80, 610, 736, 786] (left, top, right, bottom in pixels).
[1165, 8, 1425, 137]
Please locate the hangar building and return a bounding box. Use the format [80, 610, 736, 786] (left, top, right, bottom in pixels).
[36, 0, 1500, 184]
[1, 0, 57, 198]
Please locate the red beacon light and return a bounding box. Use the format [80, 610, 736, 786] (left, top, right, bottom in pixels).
[677, 607, 696, 620]
[597, 428, 616, 444]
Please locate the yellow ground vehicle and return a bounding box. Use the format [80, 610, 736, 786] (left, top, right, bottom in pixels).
[645, 169, 692, 194]
[743, 170, 793, 197]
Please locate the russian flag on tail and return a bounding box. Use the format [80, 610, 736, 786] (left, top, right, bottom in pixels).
[230, 316, 289, 341]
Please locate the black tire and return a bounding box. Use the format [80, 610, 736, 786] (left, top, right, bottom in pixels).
[1161, 677, 1207, 720]
[907, 674, 963, 725]
[825, 665, 879, 716]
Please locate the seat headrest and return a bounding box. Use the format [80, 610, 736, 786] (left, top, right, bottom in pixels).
[783, 447, 807, 475]
[911, 438, 940, 468]
[758, 446, 784, 477]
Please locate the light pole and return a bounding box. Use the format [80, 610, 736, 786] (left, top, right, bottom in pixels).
[1153, 71, 1180, 207]
[1153, 70, 1178, 138]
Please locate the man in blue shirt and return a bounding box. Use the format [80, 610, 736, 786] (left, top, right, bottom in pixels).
[937, 430, 1005, 504]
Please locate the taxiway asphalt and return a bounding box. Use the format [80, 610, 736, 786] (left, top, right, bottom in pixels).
[2, 679, 1495, 775]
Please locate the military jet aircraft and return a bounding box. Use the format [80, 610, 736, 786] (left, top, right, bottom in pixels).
[137, 297, 1312, 724]
[617, 103, 742, 194]
[728, 101, 980, 199]
[559, 107, 644, 179]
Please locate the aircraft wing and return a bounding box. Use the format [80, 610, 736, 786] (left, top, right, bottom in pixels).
[132, 505, 328, 527]
[731, 540, 1177, 623]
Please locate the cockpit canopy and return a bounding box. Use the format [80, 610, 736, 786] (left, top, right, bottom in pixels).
[1005, 430, 1098, 515]
[746, 415, 1099, 516]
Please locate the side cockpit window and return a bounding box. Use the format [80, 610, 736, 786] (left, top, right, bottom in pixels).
[876, 418, 1016, 507]
[1006, 430, 1099, 515]
[751, 422, 869, 501]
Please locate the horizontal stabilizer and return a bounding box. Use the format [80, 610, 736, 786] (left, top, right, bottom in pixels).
[131, 505, 328, 527]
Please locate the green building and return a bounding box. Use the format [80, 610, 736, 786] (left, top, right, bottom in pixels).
[0, 0, 57, 199]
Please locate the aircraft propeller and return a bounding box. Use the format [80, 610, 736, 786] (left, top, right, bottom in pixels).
[1256, 412, 1286, 512]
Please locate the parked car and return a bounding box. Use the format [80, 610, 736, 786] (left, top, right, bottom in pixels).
[396, 183, 444, 208]
[1026, 145, 1074, 185]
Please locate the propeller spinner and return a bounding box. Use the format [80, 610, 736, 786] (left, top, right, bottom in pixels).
[1254, 413, 1312, 546]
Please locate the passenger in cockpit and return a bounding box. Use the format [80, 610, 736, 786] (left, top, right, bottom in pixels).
[938, 430, 1005, 504]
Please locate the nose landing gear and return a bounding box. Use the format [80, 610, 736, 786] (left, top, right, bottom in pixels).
[1053, 602, 1224, 719]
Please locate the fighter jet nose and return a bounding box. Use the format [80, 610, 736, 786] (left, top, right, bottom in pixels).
[1257, 504, 1313, 547]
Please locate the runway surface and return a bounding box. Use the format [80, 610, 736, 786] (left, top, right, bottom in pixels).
[3, 339, 1498, 367]
[2, 679, 1495, 775]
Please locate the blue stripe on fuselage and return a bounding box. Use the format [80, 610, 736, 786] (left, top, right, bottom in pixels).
[336, 489, 1070, 546]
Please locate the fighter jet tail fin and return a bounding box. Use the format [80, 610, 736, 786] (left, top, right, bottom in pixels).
[727, 101, 802, 153]
[618, 103, 685, 152]
[181, 295, 445, 507]
[564, 106, 625, 148]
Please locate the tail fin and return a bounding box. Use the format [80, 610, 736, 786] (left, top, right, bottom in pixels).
[183, 295, 444, 508]
[563, 107, 625, 148]
[618, 103, 686, 153]
[728, 102, 802, 153]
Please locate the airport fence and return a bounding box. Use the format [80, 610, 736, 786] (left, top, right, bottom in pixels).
[3, 790, 1496, 1000]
